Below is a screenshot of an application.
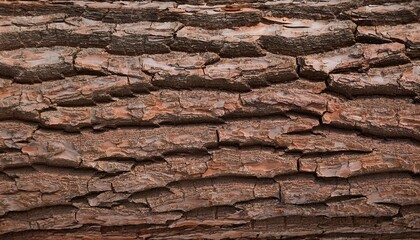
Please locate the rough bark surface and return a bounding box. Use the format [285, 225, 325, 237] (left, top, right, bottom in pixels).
[0, 0, 419, 239]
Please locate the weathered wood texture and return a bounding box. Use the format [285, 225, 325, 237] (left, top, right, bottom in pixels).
[0, 0, 419, 239]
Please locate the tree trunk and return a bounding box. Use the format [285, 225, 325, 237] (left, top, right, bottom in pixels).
[0, 0, 419, 239]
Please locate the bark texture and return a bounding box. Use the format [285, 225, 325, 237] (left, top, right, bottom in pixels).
[0, 0, 419, 239]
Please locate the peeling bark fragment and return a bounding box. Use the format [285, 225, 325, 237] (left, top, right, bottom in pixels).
[21, 136, 83, 168]
[41, 108, 94, 132]
[258, 20, 356, 56]
[328, 64, 419, 97]
[298, 43, 411, 80]
[0, 121, 36, 150]
[0, 47, 77, 83]
[357, 23, 420, 59]
[88, 192, 132, 208]
[350, 173, 420, 205]
[276, 174, 350, 204]
[323, 97, 420, 140]
[235, 198, 399, 220]
[342, 3, 418, 26]
[299, 140, 420, 177]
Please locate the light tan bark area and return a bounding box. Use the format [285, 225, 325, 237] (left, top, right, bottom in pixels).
[0, 0, 419, 239]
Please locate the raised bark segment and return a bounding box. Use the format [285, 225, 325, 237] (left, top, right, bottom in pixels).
[21, 126, 217, 170]
[1, 0, 413, 26]
[172, 19, 356, 57]
[0, 152, 31, 170]
[323, 97, 420, 140]
[258, 19, 356, 56]
[88, 148, 297, 191]
[235, 198, 399, 220]
[4, 80, 322, 130]
[0, 14, 66, 50]
[76, 204, 182, 227]
[218, 120, 419, 155]
[0, 47, 77, 83]
[0, 1, 262, 28]
[342, 3, 418, 26]
[357, 23, 420, 59]
[3, 218, 419, 240]
[216, 117, 321, 148]
[204, 148, 298, 178]
[0, 15, 182, 54]
[108, 21, 182, 55]
[172, 24, 266, 57]
[299, 140, 420, 177]
[263, 0, 358, 20]
[2, 171, 418, 236]
[298, 43, 411, 80]
[0, 166, 94, 216]
[349, 173, 420, 205]
[81, 1, 177, 23]
[75, 48, 297, 91]
[240, 85, 330, 116]
[328, 63, 419, 97]
[169, 4, 262, 29]
[130, 177, 279, 212]
[171, 18, 355, 57]
[149, 53, 297, 89]
[0, 206, 81, 235]
[0, 83, 47, 121]
[39, 75, 136, 105]
[40, 90, 242, 131]
[0, 1, 174, 22]
[0, 75, 151, 122]
[276, 174, 350, 204]
[216, 119, 382, 153]
[0, 121, 37, 150]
